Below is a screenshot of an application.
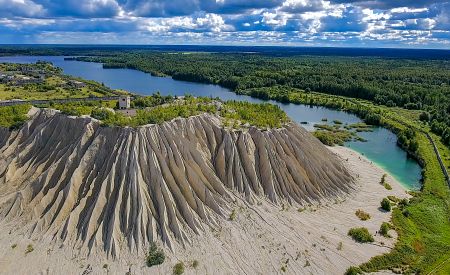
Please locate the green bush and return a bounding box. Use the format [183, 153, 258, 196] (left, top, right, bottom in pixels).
[380, 222, 391, 237]
[381, 198, 391, 212]
[345, 266, 362, 275]
[91, 108, 115, 121]
[398, 198, 409, 208]
[146, 242, 165, 267]
[0, 105, 31, 129]
[229, 209, 237, 221]
[348, 227, 374, 243]
[383, 182, 392, 190]
[173, 262, 184, 275]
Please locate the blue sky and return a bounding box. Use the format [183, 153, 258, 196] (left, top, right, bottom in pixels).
[0, 0, 449, 48]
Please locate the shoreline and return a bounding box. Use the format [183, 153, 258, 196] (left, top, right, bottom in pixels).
[0, 146, 408, 274]
[346, 142, 421, 191]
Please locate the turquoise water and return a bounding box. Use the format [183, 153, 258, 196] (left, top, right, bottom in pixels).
[0, 56, 422, 190]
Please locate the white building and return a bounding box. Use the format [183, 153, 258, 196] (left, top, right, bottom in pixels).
[119, 96, 131, 109]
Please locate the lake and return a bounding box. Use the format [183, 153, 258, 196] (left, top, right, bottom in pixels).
[0, 55, 422, 190]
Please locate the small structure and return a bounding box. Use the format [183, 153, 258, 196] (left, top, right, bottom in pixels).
[119, 96, 131, 110]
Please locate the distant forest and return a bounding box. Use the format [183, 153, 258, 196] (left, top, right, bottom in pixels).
[1, 45, 450, 144]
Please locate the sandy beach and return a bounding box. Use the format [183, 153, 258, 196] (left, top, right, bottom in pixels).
[0, 146, 409, 274]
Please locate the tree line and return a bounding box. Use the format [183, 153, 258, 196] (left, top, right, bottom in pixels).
[71, 52, 450, 144]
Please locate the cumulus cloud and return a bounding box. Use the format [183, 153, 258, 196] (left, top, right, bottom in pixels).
[0, 0, 45, 17]
[0, 0, 448, 47]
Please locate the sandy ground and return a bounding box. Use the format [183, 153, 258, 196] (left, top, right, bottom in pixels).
[0, 146, 409, 275]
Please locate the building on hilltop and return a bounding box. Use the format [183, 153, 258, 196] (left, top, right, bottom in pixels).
[119, 96, 131, 109]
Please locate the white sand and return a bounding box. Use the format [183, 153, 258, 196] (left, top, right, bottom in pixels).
[0, 146, 409, 274]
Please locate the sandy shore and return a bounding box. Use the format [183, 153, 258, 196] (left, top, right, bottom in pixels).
[0, 146, 409, 274]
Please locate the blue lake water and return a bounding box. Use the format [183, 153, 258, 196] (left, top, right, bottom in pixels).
[0, 55, 422, 190]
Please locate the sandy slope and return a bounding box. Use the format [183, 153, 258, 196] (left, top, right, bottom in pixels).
[0, 108, 352, 257]
[0, 145, 408, 275]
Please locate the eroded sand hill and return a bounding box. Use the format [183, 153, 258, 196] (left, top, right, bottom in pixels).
[0, 108, 353, 258]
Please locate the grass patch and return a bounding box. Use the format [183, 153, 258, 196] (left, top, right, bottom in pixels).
[380, 174, 392, 190]
[355, 209, 371, 221]
[0, 105, 31, 129]
[348, 227, 374, 243]
[146, 242, 165, 267]
[25, 244, 34, 254]
[229, 209, 237, 221]
[41, 95, 290, 129]
[345, 266, 362, 275]
[173, 262, 184, 275]
[221, 100, 289, 128]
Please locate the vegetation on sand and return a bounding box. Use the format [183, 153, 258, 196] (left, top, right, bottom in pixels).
[355, 209, 371, 221]
[348, 227, 374, 243]
[380, 198, 392, 212]
[146, 242, 165, 267]
[380, 222, 391, 238]
[0, 104, 31, 129]
[173, 262, 185, 275]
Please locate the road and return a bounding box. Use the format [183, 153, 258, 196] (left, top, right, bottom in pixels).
[0, 96, 122, 107]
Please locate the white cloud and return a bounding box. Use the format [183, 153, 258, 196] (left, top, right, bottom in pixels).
[0, 0, 45, 17]
[390, 7, 428, 14]
[139, 13, 233, 33]
[262, 11, 289, 26]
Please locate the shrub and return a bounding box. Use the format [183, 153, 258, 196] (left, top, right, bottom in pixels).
[380, 222, 391, 238]
[304, 260, 310, 267]
[25, 244, 34, 254]
[383, 182, 392, 190]
[345, 266, 362, 275]
[398, 198, 409, 208]
[146, 242, 165, 267]
[337, 241, 343, 250]
[419, 111, 430, 122]
[387, 195, 400, 203]
[355, 209, 371, 221]
[173, 262, 185, 275]
[0, 105, 31, 130]
[191, 260, 199, 269]
[91, 108, 114, 121]
[348, 227, 374, 243]
[381, 198, 391, 211]
[229, 209, 237, 221]
[402, 209, 411, 217]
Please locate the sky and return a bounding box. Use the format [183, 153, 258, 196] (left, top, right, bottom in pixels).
[0, 0, 449, 48]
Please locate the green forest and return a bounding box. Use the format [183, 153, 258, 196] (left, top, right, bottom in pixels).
[69, 52, 450, 146]
[18, 95, 289, 129]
